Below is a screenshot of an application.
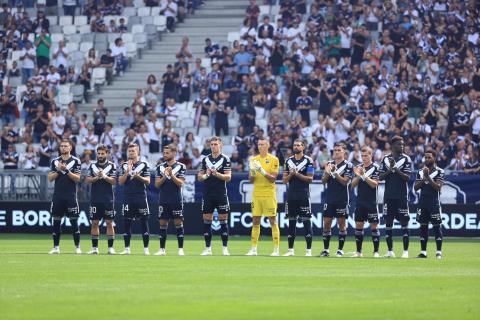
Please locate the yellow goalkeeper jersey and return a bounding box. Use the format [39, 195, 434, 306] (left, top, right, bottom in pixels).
[251, 153, 279, 197]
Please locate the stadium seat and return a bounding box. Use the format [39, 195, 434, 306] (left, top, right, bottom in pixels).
[201, 58, 212, 69]
[108, 33, 121, 43]
[71, 50, 85, 62]
[59, 93, 73, 107]
[27, 33, 35, 43]
[47, 15, 58, 25]
[151, 7, 161, 16]
[92, 67, 106, 85]
[133, 0, 145, 7]
[153, 16, 166, 32]
[182, 118, 194, 128]
[122, 7, 137, 17]
[142, 16, 154, 25]
[125, 42, 138, 58]
[16, 85, 27, 104]
[81, 33, 95, 42]
[50, 33, 64, 43]
[79, 42, 93, 54]
[198, 127, 211, 138]
[227, 31, 240, 43]
[58, 84, 71, 95]
[77, 24, 91, 34]
[222, 145, 234, 156]
[72, 85, 84, 103]
[94, 42, 108, 54]
[49, 25, 62, 33]
[134, 33, 147, 50]
[127, 16, 142, 29]
[259, 5, 270, 17]
[74, 16, 88, 26]
[122, 33, 134, 43]
[69, 33, 82, 44]
[59, 16, 73, 26]
[62, 25, 77, 37]
[137, 7, 151, 16]
[131, 24, 144, 34]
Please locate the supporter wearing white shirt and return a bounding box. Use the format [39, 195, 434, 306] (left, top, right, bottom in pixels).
[20, 41, 36, 84]
[300, 47, 315, 76]
[51, 107, 66, 137]
[46, 66, 61, 89]
[99, 123, 116, 149]
[82, 126, 99, 153]
[165, 98, 178, 123]
[52, 40, 69, 68]
[339, 20, 352, 53]
[332, 113, 350, 142]
[469, 102, 480, 139]
[146, 112, 163, 153]
[379, 106, 393, 127]
[136, 124, 151, 159]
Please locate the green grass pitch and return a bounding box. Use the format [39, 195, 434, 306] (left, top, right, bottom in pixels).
[0, 234, 478, 320]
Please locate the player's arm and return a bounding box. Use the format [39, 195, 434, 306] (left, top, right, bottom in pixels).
[171, 174, 185, 187]
[364, 175, 378, 188]
[197, 168, 210, 182]
[48, 171, 59, 181]
[351, 175, 361, 188]
[65, 169, 81, 183]
[425, 175, 443, 191]
[212, 169, 231, 182]
[118, 164, 129, 185]
[282, 170, 294, 184]
[333, 171, 350, 186]
[133, 172, 150, 185]
[155, 174, 167, 187]
[413, 179, 424, 191]
[393, 167, 410, 181]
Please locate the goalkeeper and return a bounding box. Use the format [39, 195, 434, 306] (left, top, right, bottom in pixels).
[246, 138, 280, 256]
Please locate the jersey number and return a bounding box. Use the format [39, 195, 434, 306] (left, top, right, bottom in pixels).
[123, 204, 129, 212]
[90, 206, 96, 214]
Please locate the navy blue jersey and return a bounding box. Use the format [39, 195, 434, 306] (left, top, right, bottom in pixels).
[295, 96, 313, 108]
[379, 153, 412, 200]
[324, 160, 353, 204]
[50, 156, 81, 201]
[416, 166, 444, 206]
[120, 160, 150, 202]
[88, 161, 116, 203]
[355, 163, 379, 206]
[284, 155, 314, 201]
[156, 161, 187, 204]
[201, 153, 231, 196]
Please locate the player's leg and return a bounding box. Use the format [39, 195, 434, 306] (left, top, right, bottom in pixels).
[284, 201, 297, 256]
[246, 198, 262, 255]
[201, 197, 214, 255]
[120, 203, 133, 254]
[354, 220, 364, 257]
[268, 216, 280, 256]
[105, 219, 115, 254]
[88, 204, 100, 254]
[156, 204, 169, 255]
[89, 219, 100, 254]
[417, 207, 429, 258]
[174, 217, 185, 255]
[67, 201, 81, 254]
[384, 201, 395, 257]
[173, 203, 185, 255]
[301, 217, 313, 256]
[337, 215, 347, 257]
[431, 206, 443, 259]
[321, 203, 334, 256]
[201, 213, 213, 255]
[138, 201, 151, 255]
[398, 200, 410, 258]
[369, 207, 381, 257]
[49, 201, 63, 254]
[265, 197, 280, 256]
[218, 213, 230, 256]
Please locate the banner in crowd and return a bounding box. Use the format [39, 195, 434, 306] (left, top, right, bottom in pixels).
[0, 202, 478, 237]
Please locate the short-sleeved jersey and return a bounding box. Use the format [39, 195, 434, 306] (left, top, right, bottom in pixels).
[88, 160, 116, 203]
[251, 153, 279, 197]
[355, 163, 379, 206]
[324, 160, 353, 204]
[156, 161, 187, 204]
[416, 166, 444, 206]
[379, 153, 412, 200]
[284, 155, 314, 201]
[50, 156, 81, 201]
[120, 160, 150, 202]
[201, 153, 231, 196]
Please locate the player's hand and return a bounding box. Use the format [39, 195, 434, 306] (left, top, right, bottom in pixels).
[422, 167, 429, 177]
[324, 164, 331, 174]
[289, 168, 297, 176]
[206, 168, 213, 177]
[210, 168, 217, 177]
[57, 162, 67, 172]
[353, 166, 362, 177]
[97, 169, 105, 179]
[388, 157, 395, 170]
[165, 167, 172, 178]
[127, 160, 133, 173]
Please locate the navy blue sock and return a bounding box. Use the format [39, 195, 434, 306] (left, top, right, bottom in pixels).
[322, 230, 331, 250]
[107, 235, 114, 248]
[141, 219, 149, 248]
[433, 225, 443, 251]
[303, 220, 312, 250]
[338, 230, 347, 251]
[385, 226, 393, 251]
[203, 220, 212, 247]
[91, 234, 99, 248]
[176, 225, 184, 249]
[70, 219, 80, 248]
[402, 226, 409, 251]
[52, 218, 61, 247]
[124, 218, 132, 248]
[355, 228, 364, 253]
[220, 220, 228, 247]
[159, 226, 167, 249]
[371, 229, 380, 252]
[287, 219, 296, 249]
[420, 224, 429, 251]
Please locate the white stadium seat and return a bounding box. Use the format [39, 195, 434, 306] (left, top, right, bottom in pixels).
[137, 7, 151, 16]
[153, 16, 166, 32]
[59, 16, 73, 26]
[92, 67, 106, 85]
[74, 16, 88, 26]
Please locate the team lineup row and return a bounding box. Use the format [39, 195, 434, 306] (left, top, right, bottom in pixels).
[47, 135, 445, 259]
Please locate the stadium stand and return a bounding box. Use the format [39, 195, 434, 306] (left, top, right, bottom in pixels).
[0, 0, 479, 178]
